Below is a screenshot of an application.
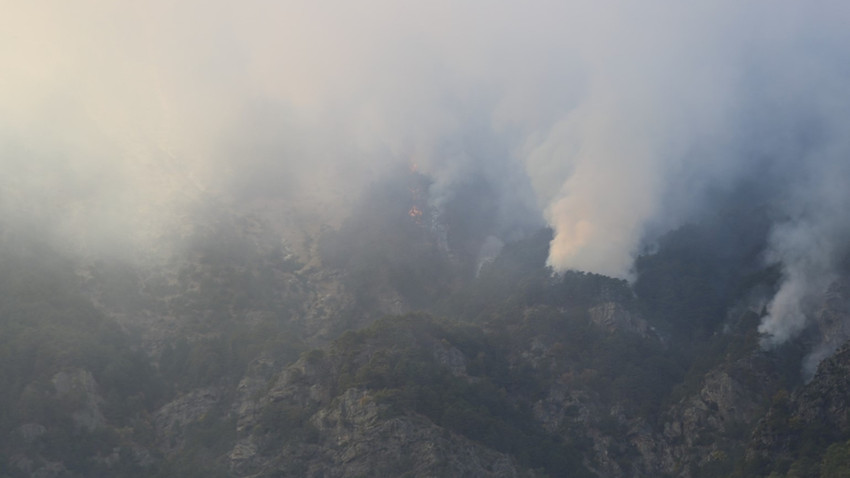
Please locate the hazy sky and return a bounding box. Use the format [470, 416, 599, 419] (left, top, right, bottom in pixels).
[3, 1, 850, 346]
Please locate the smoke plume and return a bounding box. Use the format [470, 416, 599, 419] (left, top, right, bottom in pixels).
[3, 1, 850, 347]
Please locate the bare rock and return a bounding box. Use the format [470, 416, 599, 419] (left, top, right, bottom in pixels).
[589, 302, 652, 337]
[154, 387, 221, 453]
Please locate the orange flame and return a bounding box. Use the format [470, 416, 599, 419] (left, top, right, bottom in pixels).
[408, 205, 423, 219]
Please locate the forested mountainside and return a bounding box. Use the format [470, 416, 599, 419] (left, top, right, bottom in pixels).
[1, 178, 849, 478]
[7, 0, 850, 476]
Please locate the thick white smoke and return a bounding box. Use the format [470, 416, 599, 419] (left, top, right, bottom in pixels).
[760, 143, 850, 348]
[3, 1, 850, 346]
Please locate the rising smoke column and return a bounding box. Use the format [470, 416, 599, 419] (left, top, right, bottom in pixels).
[528, 2, 850, 353]
[3, 0, 850, 350]
[759, 130, 850, 348]
[525, 1, 746, 279]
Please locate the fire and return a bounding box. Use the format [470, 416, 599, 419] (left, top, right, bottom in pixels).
[408, 205, 423, 219]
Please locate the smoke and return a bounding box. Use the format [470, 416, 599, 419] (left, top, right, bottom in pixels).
[3, 1, 850, 346]
[760, 149, 850, 348]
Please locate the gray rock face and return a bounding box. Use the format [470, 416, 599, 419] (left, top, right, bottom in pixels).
[432, 341, 469, 377]
[653, 355, 780, 477]
[749, 341, 850, 462]
[154, 387, 222, 453]
[306, 388, 522, 478]
[589, 302, 652, 338]
[528, 340, 780, 478]
[228, 354, 532, 478]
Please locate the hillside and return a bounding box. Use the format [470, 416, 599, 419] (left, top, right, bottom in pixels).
[0, 184, 848, 478]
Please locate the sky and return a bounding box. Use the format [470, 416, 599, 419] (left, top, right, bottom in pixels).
[2, 0, 850, 347]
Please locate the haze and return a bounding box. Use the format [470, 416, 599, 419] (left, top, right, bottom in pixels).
[3, 0, 850, 347]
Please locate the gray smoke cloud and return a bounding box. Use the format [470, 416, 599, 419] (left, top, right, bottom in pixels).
[3, 1, 850, 346]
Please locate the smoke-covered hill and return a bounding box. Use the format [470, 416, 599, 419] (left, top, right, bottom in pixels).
[5, 2, 850, 477]
[1, 170, 849, 477]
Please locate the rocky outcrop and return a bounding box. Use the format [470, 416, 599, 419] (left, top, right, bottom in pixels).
[589, 302, 653, 338]
[654, 354, 780, 477]
[529, 343, 781, 478]
[749, 341, 850, 463]
[229, 352, 533, 478]
[153, 387, 223, 453]
[432, 340, 469, 377]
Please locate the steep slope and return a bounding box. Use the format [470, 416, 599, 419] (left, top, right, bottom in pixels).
[743, 341, 850, 477]
[3, 183, 850, 478]
[229, 315, 557, 477]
